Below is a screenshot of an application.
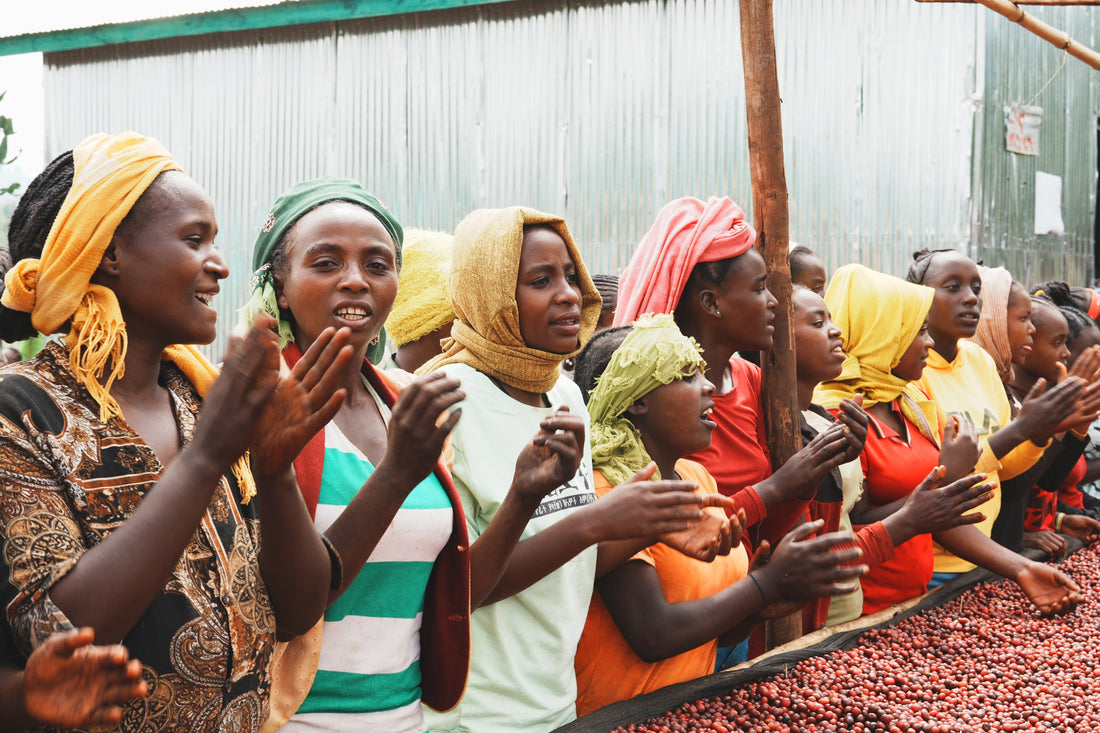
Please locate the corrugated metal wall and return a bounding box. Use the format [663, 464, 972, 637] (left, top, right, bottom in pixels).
[40, 0, 1056, 359]
[973, 5, 1098, 288]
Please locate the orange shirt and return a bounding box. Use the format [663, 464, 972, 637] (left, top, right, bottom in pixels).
[574, 460, 750, 716]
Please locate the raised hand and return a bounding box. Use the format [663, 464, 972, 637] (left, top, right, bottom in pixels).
[750, 519, 866, 609]
[510, 407, 585, 504]
[759, 424, 852, 502]
[190, 316, 283, 471]
[896, 467, 991, 536]
[938, 416, 980, 483]
[1022, 530, 1067, 558]
[833, 395, 869, 463]
[374, 371, 465, 487]
[594, 463, 736, 545]
[1060, 514, 1100, 544]
[660, 507, 744, 563]
[249, 325, 355, 479]
[23, 628, 147, 728]
[1016, 376, 1086, 442]
[1015, 561, 1082, 616]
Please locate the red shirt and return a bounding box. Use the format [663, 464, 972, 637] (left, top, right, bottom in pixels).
[690, 358, 804, 543]
[858, 400, 941, 615]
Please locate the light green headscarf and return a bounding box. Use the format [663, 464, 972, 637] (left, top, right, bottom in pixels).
[588, 313, 706, 486]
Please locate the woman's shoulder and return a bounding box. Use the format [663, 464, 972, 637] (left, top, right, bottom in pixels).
[0, 344, 80, 433]
[672, 458, 717, 492]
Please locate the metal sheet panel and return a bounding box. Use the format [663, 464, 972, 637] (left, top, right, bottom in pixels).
[41, 0, 1083, 359]
[973, 5, 1098, 288]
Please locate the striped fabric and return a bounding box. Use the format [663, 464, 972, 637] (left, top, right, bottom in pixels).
[288, 421, 451, 733]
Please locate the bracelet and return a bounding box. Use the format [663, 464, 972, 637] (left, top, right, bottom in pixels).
[1056, 512, 1066, 533]
[321, 534, 344, 591]
[748, 572, 769, 606]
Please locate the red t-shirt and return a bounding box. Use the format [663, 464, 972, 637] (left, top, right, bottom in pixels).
[690, 358, 804, 541]
[857, 400, 941, 615]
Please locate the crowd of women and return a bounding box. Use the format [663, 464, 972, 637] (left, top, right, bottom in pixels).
[0, 131, 1097, 733]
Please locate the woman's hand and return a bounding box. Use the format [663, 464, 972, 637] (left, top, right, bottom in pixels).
[1015, 376, 1087, 443]
[1015, 561, 1082, 616]
[375, 371, 465, 487]
[660, 507, 744, 563]
[894, 467, 991, 537]
[190, 317, 284, 470]
[592, 463, 736, 544]
[1022, 530, 1067, 559]
[938, 417, 980, 483]
[1060, 514, 1100, 544]
[510, 407, 585, 505]
[757, 424, 853, 503]
[833, 395, 869, 463]
[750, 519, 867, 609]
[249, 326, 355, 479]
[23, 628, 147, 728]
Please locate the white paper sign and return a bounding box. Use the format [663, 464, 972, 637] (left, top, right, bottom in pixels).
[1034, 171, 1064, 235]
[1006, 104, 1042, 156]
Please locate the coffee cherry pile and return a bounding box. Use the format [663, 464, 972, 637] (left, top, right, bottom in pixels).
[609, 545, 1100, 733]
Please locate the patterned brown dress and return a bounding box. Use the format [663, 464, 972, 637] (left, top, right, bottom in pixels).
[0, 342, 275, 732]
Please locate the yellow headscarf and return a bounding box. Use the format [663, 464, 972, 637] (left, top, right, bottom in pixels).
[1, 132, 255, 501]
[387, 229, 455, 348]
[419, 207, 601, 393]
[813, 264, 942, 444]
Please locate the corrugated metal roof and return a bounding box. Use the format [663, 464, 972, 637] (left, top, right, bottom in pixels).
[1, 1, 284, 38]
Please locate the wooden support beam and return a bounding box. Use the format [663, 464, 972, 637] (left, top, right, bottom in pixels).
[738, 0, 802, 651]
[917, 0, 1100, 69]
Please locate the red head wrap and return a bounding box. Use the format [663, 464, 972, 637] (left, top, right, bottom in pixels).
[614, 196, 756, 326]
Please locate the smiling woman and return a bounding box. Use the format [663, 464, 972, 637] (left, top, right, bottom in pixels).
[0, 133, 343, 732]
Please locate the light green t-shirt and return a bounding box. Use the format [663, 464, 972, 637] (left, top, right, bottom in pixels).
[425, 363, 598, 733]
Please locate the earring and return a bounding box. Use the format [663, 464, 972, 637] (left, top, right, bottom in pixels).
[370, 335, 380, 346]
[715, 309, 722, 318]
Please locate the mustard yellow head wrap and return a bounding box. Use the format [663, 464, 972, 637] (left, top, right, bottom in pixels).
[1, 132, 255, 500]
[588, 314, 706, 486]
[419, 207, 601, 393]
[813, 264, 942, 444]
[387, 229, 455, 348]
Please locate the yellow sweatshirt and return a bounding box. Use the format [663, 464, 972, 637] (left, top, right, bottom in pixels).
[918, 340, 1046, 573]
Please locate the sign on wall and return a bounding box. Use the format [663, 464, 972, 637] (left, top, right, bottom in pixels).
[1005, 104, 1042, 156]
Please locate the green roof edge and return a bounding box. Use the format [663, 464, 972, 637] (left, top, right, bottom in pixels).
[0, 0, 515, 57]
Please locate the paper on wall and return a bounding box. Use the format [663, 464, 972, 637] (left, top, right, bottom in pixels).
[1034, 171, 1064, 236]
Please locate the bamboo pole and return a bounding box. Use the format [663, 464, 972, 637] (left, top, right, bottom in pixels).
[738, 0, 802, 651]
[917, 0, 1100, 69]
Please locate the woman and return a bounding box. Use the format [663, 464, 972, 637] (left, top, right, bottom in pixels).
[0, 134, 341, 731]
[572, 313, 865, 715]
[385, 228, 455, 372]
[907, 249, 1089, 580]
[419, 207, 733, 732]
[246, 179, 591, 731]
[817, 264, 1081, 616]
[794, 286, 991, 627]
[614, 197, 861, 546]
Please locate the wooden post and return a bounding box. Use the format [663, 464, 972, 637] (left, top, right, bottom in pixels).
[739, 0, 802, 650]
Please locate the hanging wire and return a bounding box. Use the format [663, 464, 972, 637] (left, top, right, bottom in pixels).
[1027, 48, 1069, 107]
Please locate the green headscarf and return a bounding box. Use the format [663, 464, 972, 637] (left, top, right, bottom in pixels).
[588, 313, 706, 486]
[245, 177, 404, 363]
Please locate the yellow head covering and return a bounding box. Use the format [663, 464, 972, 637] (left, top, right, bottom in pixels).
[813, 264, 942, 444]
[419, 207, 601, 393]
[1, 132, 255, 501]
[387, 229, 455, 348]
